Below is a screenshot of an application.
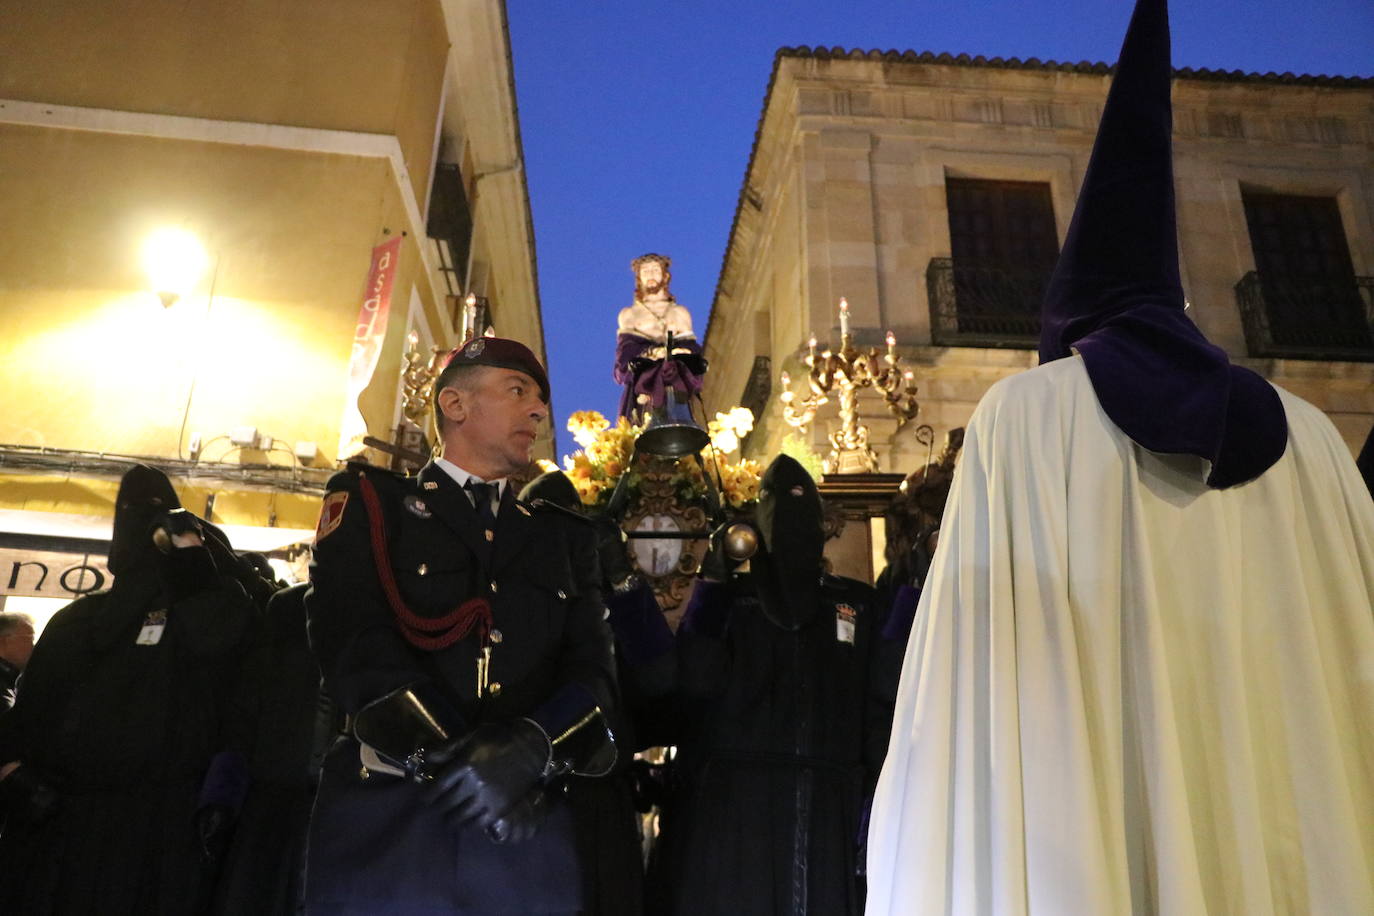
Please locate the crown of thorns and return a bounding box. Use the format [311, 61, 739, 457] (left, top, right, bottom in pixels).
[631, 253, 672, 273]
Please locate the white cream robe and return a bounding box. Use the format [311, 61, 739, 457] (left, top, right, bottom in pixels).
[866, 356, 1374, 916]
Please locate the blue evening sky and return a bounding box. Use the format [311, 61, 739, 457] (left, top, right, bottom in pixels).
[507, 0, 1373, 456]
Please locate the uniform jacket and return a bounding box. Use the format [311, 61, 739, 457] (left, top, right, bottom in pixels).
[304, 461, 616, 915]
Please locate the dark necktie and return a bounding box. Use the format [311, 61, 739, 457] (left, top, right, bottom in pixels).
[464, 480, 498, 530]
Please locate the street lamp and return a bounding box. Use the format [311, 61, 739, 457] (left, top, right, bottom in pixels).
[143, 227, 209, 307]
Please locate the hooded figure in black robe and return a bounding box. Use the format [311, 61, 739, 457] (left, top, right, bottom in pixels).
[0, 464, 260, 916]
[653, 454, 898, 915]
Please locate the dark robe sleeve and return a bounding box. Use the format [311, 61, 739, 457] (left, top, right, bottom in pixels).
[529, 512, 618, 736]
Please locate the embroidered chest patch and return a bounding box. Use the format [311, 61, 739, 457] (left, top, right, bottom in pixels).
[315, 491, 349, 545]
[404, 495, 432, 518]
[835, 603, 857, 645]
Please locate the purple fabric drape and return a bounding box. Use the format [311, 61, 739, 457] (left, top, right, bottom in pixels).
[613, 332, 705, 421]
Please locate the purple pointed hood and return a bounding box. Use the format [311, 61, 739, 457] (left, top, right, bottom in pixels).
[1038, 0, 1286, 488]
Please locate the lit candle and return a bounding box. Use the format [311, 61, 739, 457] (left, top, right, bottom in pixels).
[780, 370, 791, 388]
[839, 298, 850, 337]
[886, 330, 896, 362]
[903, 370, 915, 391]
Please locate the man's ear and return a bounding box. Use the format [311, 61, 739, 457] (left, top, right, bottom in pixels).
[437, 385, 466, 425]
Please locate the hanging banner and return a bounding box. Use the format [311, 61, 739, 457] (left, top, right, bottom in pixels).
[337, 235, 404, 460]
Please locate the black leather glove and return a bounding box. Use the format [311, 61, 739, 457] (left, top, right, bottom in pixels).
[427, 719, 551, 831]
[593, 515, 636, 592]
[0, 765, 59, 826]
[697, 527, 733, 582]
[485, 787, 551, 845]
[150, 508, 205, 553]
[194, 803, 234, 864]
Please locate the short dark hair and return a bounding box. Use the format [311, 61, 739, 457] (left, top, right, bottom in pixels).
[432, 361, 487, 436]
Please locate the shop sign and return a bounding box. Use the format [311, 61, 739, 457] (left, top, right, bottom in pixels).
[1, 548, 111, 599]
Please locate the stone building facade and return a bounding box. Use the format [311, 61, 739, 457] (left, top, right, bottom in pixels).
[702, 48, 1374, 480]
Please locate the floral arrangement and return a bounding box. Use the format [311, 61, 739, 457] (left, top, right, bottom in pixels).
[562, 408, 762, 509]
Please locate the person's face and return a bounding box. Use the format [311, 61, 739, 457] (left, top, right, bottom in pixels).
[0, 625, 35, 670]
[637, 262, 665, 294]
[442, 368, 548, 478]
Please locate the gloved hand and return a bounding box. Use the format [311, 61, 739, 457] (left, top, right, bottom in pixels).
[697, 526, 734, 582]
[593, 514, 636, 592]
[485, 787, 551, 845]
[0, 764, 58, 826]
[193, 803, 235, 864]
[150, 508, 205, 553]
[427, 719, 551, 831]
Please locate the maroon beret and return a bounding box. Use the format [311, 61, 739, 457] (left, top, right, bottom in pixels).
[442, 336, 550, 402]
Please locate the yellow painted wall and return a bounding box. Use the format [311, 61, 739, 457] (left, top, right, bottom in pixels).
[0, 122, 438, 467]
[0, 0, 448, 204]
[0, 474, 319, 532]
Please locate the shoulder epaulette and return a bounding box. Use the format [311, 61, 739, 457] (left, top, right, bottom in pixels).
[326, 462, 408, 493]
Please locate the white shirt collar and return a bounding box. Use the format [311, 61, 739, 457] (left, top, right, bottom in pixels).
[434, 457, 506, 499]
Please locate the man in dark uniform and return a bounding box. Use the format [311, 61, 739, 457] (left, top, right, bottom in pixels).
[304, 337, 618, 915]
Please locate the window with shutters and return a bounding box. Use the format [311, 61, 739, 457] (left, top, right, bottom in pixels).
[927, 178, 1059, 348]
[1236, 191, 1372, 361]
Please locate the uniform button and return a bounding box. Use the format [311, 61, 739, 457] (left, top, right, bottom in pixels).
[488, 682, 502, 696]
[490, 581, 498, 593]
[556, 589, 567, 600]
[489, 629, 503, 644]
[417, 563, 428, 576]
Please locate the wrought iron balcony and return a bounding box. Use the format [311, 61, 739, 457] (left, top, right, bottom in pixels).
[926, 257, 1045, 349]
[1234, 272, 1374, 362]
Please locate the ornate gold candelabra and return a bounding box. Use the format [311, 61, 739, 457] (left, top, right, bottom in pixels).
[401, 331, 449, 427]
[778, 297, 920, 473]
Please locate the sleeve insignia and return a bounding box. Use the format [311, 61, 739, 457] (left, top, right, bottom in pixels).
[314, 491, 350, 545]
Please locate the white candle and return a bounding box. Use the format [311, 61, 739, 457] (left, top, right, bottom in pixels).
[839, 298, 850, 336]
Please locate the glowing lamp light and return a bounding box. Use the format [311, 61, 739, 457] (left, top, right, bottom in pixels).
[143, 227, 209, 307]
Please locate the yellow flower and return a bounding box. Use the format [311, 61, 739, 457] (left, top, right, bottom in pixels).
[721, 459, 763, 508]
[567, 410, 610, 449]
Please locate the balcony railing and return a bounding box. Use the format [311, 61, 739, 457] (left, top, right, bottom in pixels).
[1235, 272, 1374, 362]
[926, 257, 1045, 349]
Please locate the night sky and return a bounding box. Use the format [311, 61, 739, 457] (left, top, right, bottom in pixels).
[507, 0, 1374, 457]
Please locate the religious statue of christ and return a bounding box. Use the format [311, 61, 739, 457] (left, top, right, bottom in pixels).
[613, 253, 706, 421]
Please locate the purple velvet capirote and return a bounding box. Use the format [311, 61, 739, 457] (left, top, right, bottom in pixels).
[1037, 0, 1286, 488]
